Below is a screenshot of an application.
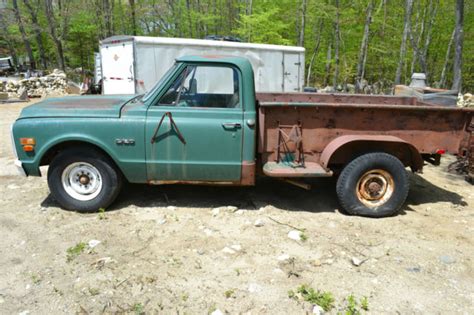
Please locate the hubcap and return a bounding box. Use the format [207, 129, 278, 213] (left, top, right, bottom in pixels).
[61, 162, 103, 201]
[356, 169, 394, 208]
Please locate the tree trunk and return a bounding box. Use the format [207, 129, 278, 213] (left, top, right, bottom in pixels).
[452, 0, 464, 92]
[306, 20, 323, 87]
[45, 0, 65, 70]
[129, 0, 137, 35]
[12, 0, 35, 69]
[439, 29, 455, 88]
[22, 0, 47, 69]
[394, 0, 414, 85]
[421, 0, 438, 77]
[104, 0, 113, 37]
[333, 0, 340, 90]
[355, 0, 373, 93]
[298, 0, 307, 47]
[324, 41, 332, 87]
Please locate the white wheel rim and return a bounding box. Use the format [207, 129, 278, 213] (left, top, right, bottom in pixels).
[61, 162, 103, 201]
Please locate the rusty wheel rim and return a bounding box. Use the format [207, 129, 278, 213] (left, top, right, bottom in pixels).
[356, 169, 394, 208]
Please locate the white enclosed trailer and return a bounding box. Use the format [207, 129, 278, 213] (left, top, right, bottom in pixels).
[99, 35, 305, 95]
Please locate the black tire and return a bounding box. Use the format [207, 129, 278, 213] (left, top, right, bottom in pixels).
[47, 148, 123, 212]
[336, 152, 409, 218]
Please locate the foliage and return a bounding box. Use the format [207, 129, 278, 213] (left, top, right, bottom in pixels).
[66, 241, 86, 262]
[288, 284, 335, 311]
[0, 0, 472, 91]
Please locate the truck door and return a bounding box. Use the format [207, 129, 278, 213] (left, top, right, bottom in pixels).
[283, 53, 302, 92]
[145, 64, 244, 182]
[101, 41, 135, 94]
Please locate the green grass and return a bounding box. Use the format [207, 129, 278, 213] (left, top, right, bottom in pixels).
[288, 284, 334, 311]
[66, 242, 86, 262]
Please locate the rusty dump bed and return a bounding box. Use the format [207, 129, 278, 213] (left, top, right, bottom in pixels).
[256, 92, 474, 172]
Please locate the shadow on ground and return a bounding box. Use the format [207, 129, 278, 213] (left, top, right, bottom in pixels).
[41, 176, 340, 214]
[41, 172, 467, 215]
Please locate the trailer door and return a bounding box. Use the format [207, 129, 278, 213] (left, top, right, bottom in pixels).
[101, 41, 135, 94]
[283, 53, 302, 92]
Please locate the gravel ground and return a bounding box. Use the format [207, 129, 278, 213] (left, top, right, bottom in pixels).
[0, 99, 473, 314]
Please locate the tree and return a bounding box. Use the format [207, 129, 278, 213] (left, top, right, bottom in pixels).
[395, 0, 414, 85]
[12, 0, 35, 69]
[44, 0, 65, 70]
[332, 0, 340, 89]
[23, 0, 47, 69]
[452, 0, 464, 92]
[355, 0, 373, 93]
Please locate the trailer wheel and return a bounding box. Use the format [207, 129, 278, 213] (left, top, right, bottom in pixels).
[47, 148, 122, 212]
[336, 152, 409, 218]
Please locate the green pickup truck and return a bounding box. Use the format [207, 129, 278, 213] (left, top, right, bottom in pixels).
[11, 56, 473, 217]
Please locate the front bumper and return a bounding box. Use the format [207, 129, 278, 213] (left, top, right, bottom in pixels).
[14, 159, 27, 177]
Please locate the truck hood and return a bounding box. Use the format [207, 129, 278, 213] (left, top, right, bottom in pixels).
[18, 95, 134, 119]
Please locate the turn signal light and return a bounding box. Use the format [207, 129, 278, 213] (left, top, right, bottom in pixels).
[20, 138, 36, 145]
[23, 145, 34, 152]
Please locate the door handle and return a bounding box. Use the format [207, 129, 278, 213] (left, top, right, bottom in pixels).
[222, 122, 242, 129]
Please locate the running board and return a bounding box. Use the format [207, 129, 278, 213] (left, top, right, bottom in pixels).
[263, 162, 333, 178]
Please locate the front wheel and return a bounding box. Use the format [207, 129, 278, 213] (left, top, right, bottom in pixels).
[336, 152, 409, 218]
[47, 148, 123, 212]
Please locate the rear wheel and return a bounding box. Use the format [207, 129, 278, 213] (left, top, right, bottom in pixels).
[336, 152, 409, 218]
[47, 148, 122, 212]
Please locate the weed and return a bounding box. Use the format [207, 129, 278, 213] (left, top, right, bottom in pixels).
[182, 293, 189, 301]
[98, 207, 106, 220]
[88, 287, 100, 296]
[343, 294, 369, 314]
[361, 296, 369, 311]
[53, 286, 63, 296]
[132, 303, 144, 315]
[224, 289, 236, 298]
[300, 232, 308, 242]
[290, 284, 334, 311]
[66, 242, 86, 262]
[234, 268, 240, 276]
[31, 273, 41, 285]
[207, 303, 217, 314]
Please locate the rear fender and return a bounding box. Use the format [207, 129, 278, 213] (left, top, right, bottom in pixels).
[320, 135, 424, 172]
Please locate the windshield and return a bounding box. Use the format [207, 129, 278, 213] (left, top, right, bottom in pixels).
[142, 63, 179, 103]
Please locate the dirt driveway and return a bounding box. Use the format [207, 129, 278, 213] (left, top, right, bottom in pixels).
[1, 100, 473, 314]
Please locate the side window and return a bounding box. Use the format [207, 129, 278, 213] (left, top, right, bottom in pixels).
[157, 65, 240, 108]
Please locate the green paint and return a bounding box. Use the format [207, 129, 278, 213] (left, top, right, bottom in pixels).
[12, 56, 257, 183]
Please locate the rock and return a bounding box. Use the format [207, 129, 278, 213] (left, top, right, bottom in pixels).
[439, 255, 456, 264]
[0, 92, 8, 100]
[19, 311, 30, 315]
[166, 206, 176, 211]
[158, 218, 167, 225]
[211, 309, 224, 315]
[288, 230, 302, 241]
[312, 259, 322, 267]
[222, 247, 236, 254]
[254, 219, 265, 227]
[406, 266, 421, 273]
[248, 283, 262, 293]
[277, 254, 290, 261]
[203, 228, 213, 236]
[351, 257, 362, 266]
[226, 206, 238, 212]
[230, 244, 242, 252]
[211, 207, 220, 216]
[312, 305, 325, 315]
[17, 86, 28, 100]
[88, 240, 101, 249]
